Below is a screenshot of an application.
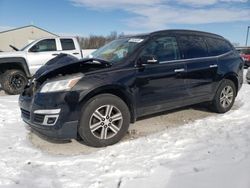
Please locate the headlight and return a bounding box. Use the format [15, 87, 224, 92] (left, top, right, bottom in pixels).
[40, 76, 82, 93]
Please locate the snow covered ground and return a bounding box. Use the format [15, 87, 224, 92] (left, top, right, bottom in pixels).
[0, 81, 250, 188]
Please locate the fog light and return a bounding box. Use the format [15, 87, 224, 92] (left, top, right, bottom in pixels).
[43, 115, 59, 126]
[47, 117, 57, 125]
[33, 109, 60, 126]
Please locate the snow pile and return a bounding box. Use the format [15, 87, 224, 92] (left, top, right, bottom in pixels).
[0, 84, 250, 188]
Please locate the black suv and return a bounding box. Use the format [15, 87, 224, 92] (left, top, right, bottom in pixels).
[19, 30, 244, 147]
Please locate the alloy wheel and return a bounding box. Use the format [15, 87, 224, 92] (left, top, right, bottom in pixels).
[89, 105, 123, 139]
[220, 85, 234, 108]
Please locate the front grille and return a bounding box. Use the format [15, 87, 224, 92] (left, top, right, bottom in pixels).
[21, 109, 30, 120]
[34, 114, 45, 124]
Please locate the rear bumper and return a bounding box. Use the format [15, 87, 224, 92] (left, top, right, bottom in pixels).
[19, 91, 81, 140]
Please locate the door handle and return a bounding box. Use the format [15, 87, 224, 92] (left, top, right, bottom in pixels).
[147, 58, 158, 63]
[52, 53, 59, 56]
[73, 52, 79, 55]
[174, 68, 185, 73]
[209, 64, 218, 68]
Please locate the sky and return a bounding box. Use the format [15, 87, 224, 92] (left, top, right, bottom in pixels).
[0, 0, 250, 45]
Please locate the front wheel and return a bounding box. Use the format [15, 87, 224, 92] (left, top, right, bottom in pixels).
[1, 69, 28, 95]
[78, 94, 130, 147]
[210, 79, 236, 113]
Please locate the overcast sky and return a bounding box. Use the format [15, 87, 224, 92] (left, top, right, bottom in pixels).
[0, 0, 249, 45]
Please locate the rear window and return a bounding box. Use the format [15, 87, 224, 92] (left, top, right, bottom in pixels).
[60, 39, 75, 50]
[206, 37, 232, 56]
[178, 35, 208, 59]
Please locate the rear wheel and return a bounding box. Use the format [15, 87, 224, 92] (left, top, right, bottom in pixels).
[210, 79, 236, 113]
[1, 69, 28, 95]
[0, 74, 2, 87]
[78, 94, 130, 147]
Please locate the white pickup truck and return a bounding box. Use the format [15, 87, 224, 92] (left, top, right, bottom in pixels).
[0, 37, 93, 94]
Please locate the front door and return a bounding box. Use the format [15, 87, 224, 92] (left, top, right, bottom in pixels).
[135, 36, 188, 116]
[27, 39, 59, 74]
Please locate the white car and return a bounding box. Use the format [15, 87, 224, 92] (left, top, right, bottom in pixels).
[0, 37, 85, 94]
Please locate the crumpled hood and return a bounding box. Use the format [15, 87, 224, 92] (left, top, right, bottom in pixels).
[34, 53, 111, 82]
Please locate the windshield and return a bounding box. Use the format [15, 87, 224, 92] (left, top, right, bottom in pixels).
[91, 37, 145, 63]
[20, 40, 37, 51]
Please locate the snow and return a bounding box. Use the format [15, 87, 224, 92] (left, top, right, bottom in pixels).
[1, 80, 250, 187]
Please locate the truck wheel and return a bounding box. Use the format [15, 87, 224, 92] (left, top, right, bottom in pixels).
[210, 79, 236, 113]
[78, 94, 130, 147]
[1, 69, 28, 95]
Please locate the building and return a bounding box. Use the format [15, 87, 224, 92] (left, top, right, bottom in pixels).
[0, 25, 58, 52]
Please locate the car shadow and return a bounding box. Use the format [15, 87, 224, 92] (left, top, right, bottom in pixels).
[29, 129, 72, 144]
[136, 103, 212, 122]
[28, 103, 215, 155]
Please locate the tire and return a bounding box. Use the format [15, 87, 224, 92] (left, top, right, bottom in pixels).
[78, 94, 130, 147]
[1, 69, 28, 95]
[210, 79, 236, 113]
[0, 74, 2, 87]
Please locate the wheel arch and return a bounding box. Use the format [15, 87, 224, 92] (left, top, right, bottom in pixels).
[0, 57, 31, 78]
[79, 85, 136, 123]
[223, 72, 239, 94]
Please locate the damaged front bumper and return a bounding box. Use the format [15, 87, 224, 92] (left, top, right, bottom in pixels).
[19, 91, 80, 140]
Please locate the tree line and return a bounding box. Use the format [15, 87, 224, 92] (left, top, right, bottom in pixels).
[77, 32, 241, 49]
[77, 31, 125, 49]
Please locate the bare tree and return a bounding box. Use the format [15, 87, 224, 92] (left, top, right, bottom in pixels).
[77, 31, 124, 49]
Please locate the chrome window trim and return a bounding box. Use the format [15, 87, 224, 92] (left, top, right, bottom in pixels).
[158, 50, 233, 64]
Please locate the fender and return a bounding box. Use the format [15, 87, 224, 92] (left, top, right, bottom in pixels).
[214, 72, 240, 98]
[79, 84, 137, 123]
[0, 57, 31, 78]
[223, 72, 240, 91]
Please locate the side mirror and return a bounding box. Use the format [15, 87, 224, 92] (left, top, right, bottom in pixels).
[29, 45, 39, 52]
[138, 55, 158, 66]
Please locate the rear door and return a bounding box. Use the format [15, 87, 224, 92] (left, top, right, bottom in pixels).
[178, 35, 218, 102]
[135, 35, 188, 116]
[59, 38, 82, 59]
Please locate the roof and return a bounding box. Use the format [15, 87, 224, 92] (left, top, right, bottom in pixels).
[123, 29, 224, 39]
[0, 25, 59, 37]
[151, 29, 223, 38]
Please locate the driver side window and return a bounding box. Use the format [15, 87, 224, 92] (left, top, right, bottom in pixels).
[141, 36, 180, 63]
[29, 39, 57, 52]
